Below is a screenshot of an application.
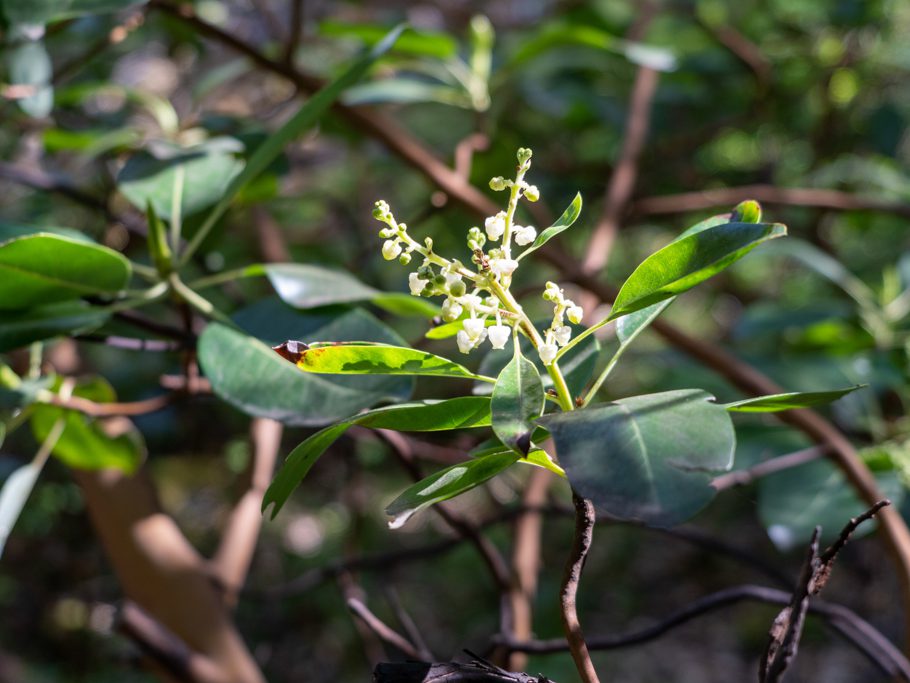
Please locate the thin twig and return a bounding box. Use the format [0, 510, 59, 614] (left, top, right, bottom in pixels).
[630, 185, 910, 220]
[582, 65, 660, 274]
[347, 597, 425, 661]
[495, 585, 910, 681]
[712, 446, 829, 491]
[560, 494, 600, 683]
[75, 334, 184, 352]
[43, 391, 174, 417]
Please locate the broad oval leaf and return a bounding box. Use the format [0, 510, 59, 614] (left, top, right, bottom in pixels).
[517, 192, 582, 260]
[198, 303, 412, 426]
[492, 346, 544, 454]
[263, 396, 492, 517]
[30, 377, 145, 473]
[0, 233, 131, 310]
[385, 452, 519, 529]
[609, 223, 787, 321]
[293, 343, 493, 382]
[723, 385, 865, 413]
[0, 302, 109, 352]
[117, 138, 244, 220]
[539, 389, 735, 526]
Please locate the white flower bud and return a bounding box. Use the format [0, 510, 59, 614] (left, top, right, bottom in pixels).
[442, 298, 463, 321]
[566, 304, 584, 324]
[463, 317, 486, 340]
[456, 330, 473, 354]
[523, 185, 540, 202]
[408, 272, 428, 296]
[490, 258, 519, 278]
[485, 212, 506, 241]
[489, 176, 508, 191]
[382, 240, 402, 261]
[488, 324, 511, 350]
[513, 225, 537, 246]
[539, 343, 558, 365]
[462, 294, 482, 313]
[554, 325, 572, 346]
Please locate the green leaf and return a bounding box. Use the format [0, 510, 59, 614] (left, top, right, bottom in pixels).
[198, 303, 412, 426]
[609, 223, 787, 320]
[342, 78, 471, 108]
[0, 457, 45, 558]
[723, 385, 865, 412]
[539, 389, 735, 526]
[759, 457, 902, 551]
[385, 451, 519, 529]
[117, 139, 244, 220]
[293, 343, 493, 382]
[182, 25, 405, 264]
[318, 21, 458, 58]
[0, 302, 109, 352]
[263, 396, 492, 517]
[30, 377, 145, 473]
[615, 300, 673, 345]
[7, 39, 53, 118]
[0, 233, 131, 310]
[517, 192, 582, 260]
[265, 263, 438, 318]
[491, 345, 544, 454]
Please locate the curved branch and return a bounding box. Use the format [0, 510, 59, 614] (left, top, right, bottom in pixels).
[560, 494, 600, 683]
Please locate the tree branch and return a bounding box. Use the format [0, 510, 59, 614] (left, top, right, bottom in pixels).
[210, 418, 282, 607]
[560, 494, 600, 683]
[630, 185, 910, 220]
[347, 596, 425, 661]
[712, 446, 829, 491]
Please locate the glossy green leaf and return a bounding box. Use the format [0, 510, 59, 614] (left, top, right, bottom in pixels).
[294, 343, 493, 382]
[0, 233, 131, 310]
[758, 458, 902, 551]
[0, 302, 109, 352]
[117, 139, 244, 220]
[199, 303, 412, 426]
[265, 263, 438, 318]
[539, 389, 735, 526]
[491, 345, 544, 454]
[385, 451, 518, 529]
[318, 21, 458, 58]
[609, 223, 787, 320]
[723, 385, 865, 412]
[0, 457, 45, 558]
[182, 25, 405, 264]
[517, 192, 582, 260]
[30, 377, 145, 473]
[426, 317, 493, 340]
[263, 397, 492, 517]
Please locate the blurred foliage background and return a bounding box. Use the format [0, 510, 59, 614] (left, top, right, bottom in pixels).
[1, 0, 910, 681]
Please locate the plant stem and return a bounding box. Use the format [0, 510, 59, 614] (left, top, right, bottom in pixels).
[169, 164, 185, 257]
[561, 493, 601, 683]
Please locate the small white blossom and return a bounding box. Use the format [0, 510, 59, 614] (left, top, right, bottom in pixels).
[554, 325, 572, 346]
[566, 304, 583, 324]
[523, 184, 540, 202]
[456, 330, 473, 354]
[513, 225, 537, 246]
[462, 294, 483, 313]
[463, 318, 486, 340]
[485, 212, 506, 241]
[382, 240, 402, 261]
[408, 272, 428, 296]
[442, 298, 463, 321]
[490, 258, 519, 278]
[488, 324, 511, 349]
[539, 343, 558, 365]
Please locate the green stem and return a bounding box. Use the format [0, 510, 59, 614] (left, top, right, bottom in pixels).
[581, 341, 631, 407]
[188, 264, 265, 290]
[169, 164, 185, 257]
[501, 163, 528, 261]
[168, 274, 239, 328]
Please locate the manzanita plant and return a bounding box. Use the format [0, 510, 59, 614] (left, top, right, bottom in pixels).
[262, 148, 863, 576]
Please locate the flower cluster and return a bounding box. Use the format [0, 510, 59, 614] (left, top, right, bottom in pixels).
[373, 148, 580, 367]
[538, 282, 584, 364]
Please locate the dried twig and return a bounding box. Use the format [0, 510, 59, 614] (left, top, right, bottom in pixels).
[373, 659, 556, 683]
[712, 446, 829, 491]
[44, 391, 174, 417]
[347, 597, 425, 661]
[560, 494, 600, 683]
